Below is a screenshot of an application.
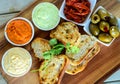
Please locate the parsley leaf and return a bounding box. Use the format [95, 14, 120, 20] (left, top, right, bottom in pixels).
[43, 43, 64, 60]
[65, 43, 79, 54]
[43, 51, 54, 60]
[49, 38, 57, 46]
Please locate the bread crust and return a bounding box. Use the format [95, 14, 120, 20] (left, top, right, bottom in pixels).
[31, 21, 100, 82]
[50, 22, 98, 66]
[39, 55, 69, 84]
[65, 44, 100, 75]
[66, 35, 97, 66]
[50, 22, 81, 46]
[31, 37, 51, 60]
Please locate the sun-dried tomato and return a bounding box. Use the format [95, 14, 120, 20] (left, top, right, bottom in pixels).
[66, 0, 78, 6]
[73, 3, 90, 16]
[64, 0, 91, 23]
[81, 1, 90, 8]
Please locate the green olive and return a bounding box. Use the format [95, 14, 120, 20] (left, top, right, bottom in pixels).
[99, 21, 110, 32]
[97, 8, 110, 21]
[89, 23, 100, 36]
[91, 14, 100, 24]
[109, 14, 118, 26]
[98, 33, 113, 43]
[109, 26, 120, 38]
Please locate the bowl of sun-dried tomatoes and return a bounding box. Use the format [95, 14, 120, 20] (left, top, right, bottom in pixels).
[59, 0, 97, 26]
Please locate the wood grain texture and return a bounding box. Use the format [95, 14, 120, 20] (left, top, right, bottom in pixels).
[0, 13, 18, 26]
[0, 0, 120, 84]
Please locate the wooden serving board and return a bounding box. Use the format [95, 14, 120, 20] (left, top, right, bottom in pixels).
[0, 0, 120, 84]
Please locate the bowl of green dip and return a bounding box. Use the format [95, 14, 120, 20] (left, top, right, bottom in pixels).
[32, 2, 60, 31]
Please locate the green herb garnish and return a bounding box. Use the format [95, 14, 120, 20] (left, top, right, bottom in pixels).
[31, 59, 51, 72]
[52, 43, 64, 55]
[31, 69, 39, 73]
[65, 43, 79, 54]
[43, 43, 64, 59]
[31, 40, 80, 73]
[40, 59, 51, 71]
[43, 51, 54, 60]
[49, 38, 57, 46]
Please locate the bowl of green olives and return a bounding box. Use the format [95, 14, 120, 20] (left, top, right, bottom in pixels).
[84, 6, 120, 46]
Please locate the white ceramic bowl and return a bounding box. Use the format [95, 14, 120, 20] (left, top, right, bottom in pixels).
[32, 2, 60, 31]
[83, 6, 120, 46]
[59, 0, 97, 26]
[4, 17, 34, 46]
[1, 47, 32, 77]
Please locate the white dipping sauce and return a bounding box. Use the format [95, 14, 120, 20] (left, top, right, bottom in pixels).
[2, 47, 32, 77]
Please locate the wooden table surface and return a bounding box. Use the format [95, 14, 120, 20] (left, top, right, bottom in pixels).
[0, 0, 120, 84]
